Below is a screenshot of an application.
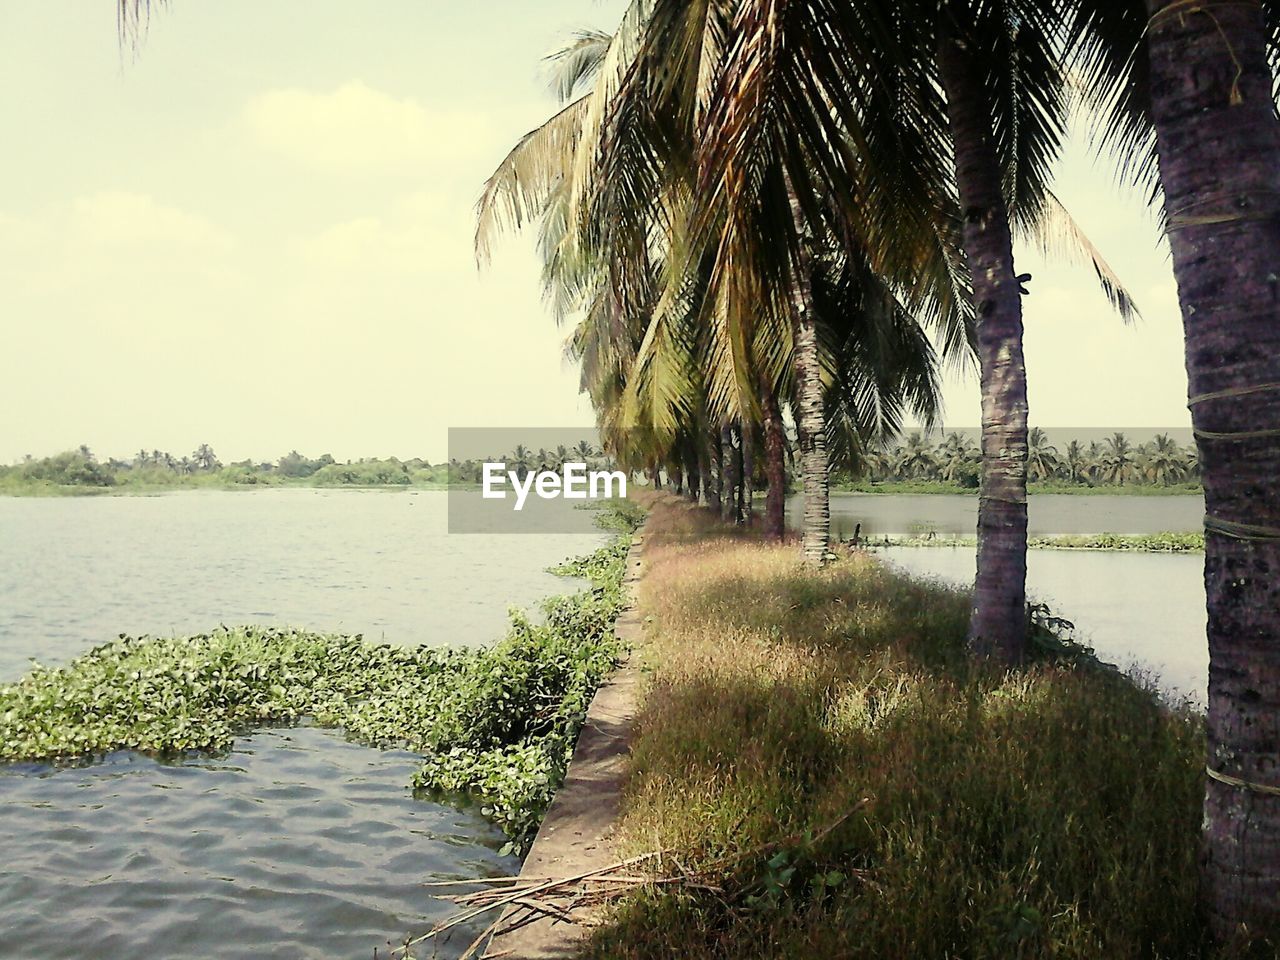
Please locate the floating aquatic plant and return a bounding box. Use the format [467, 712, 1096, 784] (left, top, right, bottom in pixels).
[0, 504, 643, 856]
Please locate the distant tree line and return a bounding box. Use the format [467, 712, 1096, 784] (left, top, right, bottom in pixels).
[1, 441, 614, 491]
[843, 430, 1200, 490]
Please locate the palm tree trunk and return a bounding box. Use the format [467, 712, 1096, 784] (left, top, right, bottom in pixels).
[732, 424, 745, 524]
[721, 424, 737, 522]
[783, 173, 830, 565]
[683, 444, 700, 502]
[671, 463, 684, 496]
[695, 432, 710, 507]
[762, 378, 786, 540]
[741, 421, 755, 524]
[708, 426, 723, 513]
[938, 33, 1029, 665]
[1145, 0, 1280, 940]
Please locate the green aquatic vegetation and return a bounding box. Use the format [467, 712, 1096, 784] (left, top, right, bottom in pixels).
[0, 505, 642, 856]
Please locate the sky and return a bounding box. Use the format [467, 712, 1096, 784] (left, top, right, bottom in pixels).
[0, 2, 1192, 465]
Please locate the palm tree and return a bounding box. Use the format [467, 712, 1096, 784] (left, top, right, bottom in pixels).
[1075, 0, 1280, 934]
[936, 431, 979, 484]
[1099, 432, 1134, 486]
[675, 0, 1137, 659]
[478, 12, 951, 561]
[895, 432, 938, 480]
[1141, 433, 1185, 485]
[192, 444, 219, 472]
[1026, 428, 1061, 483]
[1062, 440, 1090, 486]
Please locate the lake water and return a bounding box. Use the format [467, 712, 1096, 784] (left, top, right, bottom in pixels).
[0, 490, 605, 960]
[789, 492, 1208, 701]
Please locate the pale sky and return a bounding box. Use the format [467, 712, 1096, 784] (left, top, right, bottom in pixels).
[0, 2, 1191, 465]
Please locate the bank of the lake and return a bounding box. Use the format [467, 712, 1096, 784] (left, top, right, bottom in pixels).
[578, 495, 1206, 958]
[0, 492, 639, 959]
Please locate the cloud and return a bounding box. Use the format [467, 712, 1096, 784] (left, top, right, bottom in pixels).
[72, 191, 231, 248]
[243, 81, 499, 174]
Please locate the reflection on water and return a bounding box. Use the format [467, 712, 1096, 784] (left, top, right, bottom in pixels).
[0, 490, 605, 959]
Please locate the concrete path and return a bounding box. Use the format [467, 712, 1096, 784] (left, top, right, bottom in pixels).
[483, 531, 646, 959]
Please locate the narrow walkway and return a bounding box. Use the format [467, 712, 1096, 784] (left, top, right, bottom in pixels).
[483, 530, 646, 959]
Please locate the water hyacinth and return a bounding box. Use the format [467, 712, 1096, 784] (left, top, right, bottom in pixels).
[0, 502, 643, 855]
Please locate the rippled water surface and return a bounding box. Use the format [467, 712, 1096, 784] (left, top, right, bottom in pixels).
[0, 490, 605, 959]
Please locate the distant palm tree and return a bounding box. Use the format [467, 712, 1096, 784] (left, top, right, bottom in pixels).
[1099, 432, 1134, 485]
[1062, 440, 1090, 486]
[936, 432, 978, 483]
[1026, 428, 1061, 482]
[1141, 434, 1185, 485]
[509, 444, 533, 479]
[894, 433, 937, 480]
[193, 444, 220, 472]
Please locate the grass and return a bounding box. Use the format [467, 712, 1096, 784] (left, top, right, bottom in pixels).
[0, 501, 644, 856]
[583, 494, 1207, 959]
[864, 531, 1205, 553]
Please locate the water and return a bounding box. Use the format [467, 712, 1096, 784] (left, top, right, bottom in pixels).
[0, 490, 606, 960]
[878, 546, 1207, 700]
[789, 493, 1209, 700]
[794, 491, 1205, 540]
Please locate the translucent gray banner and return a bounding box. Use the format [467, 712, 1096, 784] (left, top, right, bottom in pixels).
[446, 428, 630, 534]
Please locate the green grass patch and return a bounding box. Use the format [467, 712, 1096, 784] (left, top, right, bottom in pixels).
[0, 504, 643, 856]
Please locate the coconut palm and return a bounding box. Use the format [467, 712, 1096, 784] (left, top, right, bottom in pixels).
[479, 11, 952, 558]
[670, 0, 1138, 660]
[893, 432, 938, 480]
[1026, 428, 1061, 483]
[1098, 432, 1134, 485]
[1061, 439, 1091, 486]
[936, 431, 979, 484]
[1074, 0, 1280, 932]
[192, 444, 219, 472]
[1141, 433, 1185, 485]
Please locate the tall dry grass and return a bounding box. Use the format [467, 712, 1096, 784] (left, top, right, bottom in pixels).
[586, 493, 1205, 959]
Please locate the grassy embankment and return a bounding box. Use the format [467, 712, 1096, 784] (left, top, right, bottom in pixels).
[0, 502, 644, 856]
[866, 531, 1205, 553]
[584, 494, 1207, 959]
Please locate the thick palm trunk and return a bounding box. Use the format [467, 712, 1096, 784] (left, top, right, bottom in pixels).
[938, 34, 1029, 665]
[1146, 0, 1280, 940]
[783, 175, 830, 565]
[708, 427, 723, 513]
[762, 379, 787, 540]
